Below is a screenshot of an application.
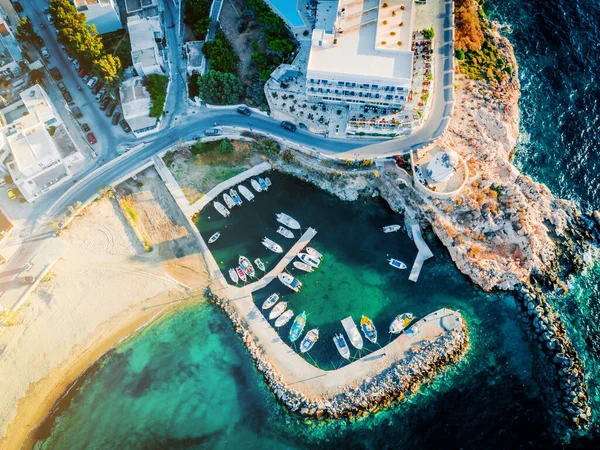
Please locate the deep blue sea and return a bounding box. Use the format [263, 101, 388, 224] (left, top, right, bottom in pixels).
[31, 1, 600, 448]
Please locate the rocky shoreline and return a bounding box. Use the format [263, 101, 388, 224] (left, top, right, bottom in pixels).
[205, 287, 469, 419]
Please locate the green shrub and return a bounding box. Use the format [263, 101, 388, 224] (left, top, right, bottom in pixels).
[197, 70, 244, 105]
[423, 27, 435, 40]
[220, 139, 235, 154]
[146, 74, 169, 117]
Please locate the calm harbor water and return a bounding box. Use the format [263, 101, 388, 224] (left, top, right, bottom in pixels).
[32, 0, 600, 447]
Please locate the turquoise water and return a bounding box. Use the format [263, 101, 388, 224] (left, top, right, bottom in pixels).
[268, 0, 305, 28]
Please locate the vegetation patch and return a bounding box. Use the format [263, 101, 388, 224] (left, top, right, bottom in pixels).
[184, 0, 212, 40]
[146, 74, 169, 117]
[196, 70, 244, 105]
[101, 29, 133, 68]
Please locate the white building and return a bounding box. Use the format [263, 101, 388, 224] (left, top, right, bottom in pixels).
[184, 41, 205, 76]
[125, 0, 160, 18]
[306, 0, 415, 108]
[0, 17, 24, 78]
[0, 86, 82, 202]
[127, 15, 165, 77]
[119, 76, 159, 137]
[74, 0, 123, 34]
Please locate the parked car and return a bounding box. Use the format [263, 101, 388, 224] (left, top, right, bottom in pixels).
[40, 47, 50, 60]
[92, 83, 102, 95]
[72, 59, 80, 70]
[112, 111, 121, 125]
[23, 262, 32, 272]
[49, 67, 62, 80]
[71, 106, 82, 118]
[57, 81, 67, 92]
[78, 68, 86, 78]
[43, 7, 50, 13]
[81, 123, 90, 132]
[94, 90, 105, 103]
[99, 97, 110, 110]
[7, 188, 18, 200]
[204, 128, 222, 136]
[82, 74, 90, 83]
[87, 76, 98, 89]
[280, 121, 297, 132]
[87, 132, 97, 144]
[13, 2, 23, 13]
[22, 276, 35, 285]
[119, 119, 131, 133]
[105, 102, 116, 117]
[237, 106, 251, 116]
[62, 90, 72, 102]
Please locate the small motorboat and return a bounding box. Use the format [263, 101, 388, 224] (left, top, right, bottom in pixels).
[298, 253, 320, 268]
[239, 256, 255, 278]
[276, 213, 300, 230]
[223, 193, 236, 209]
[278, 273, 302, 292]
[262, 237, 283, 253]
[269, 301, 287, 320]
[250, 178, 262, 192]
[360, 315, 378, 344]
[238, 184, 255, 201]
[208, 232, 220, 244]
[289, 311, 306, 342]
[389, 313, 415, 334]
[213, 201, 230, 217]
[236, 266, 247, 282]
[300, 329, 319, 353]
[275, 310, 294, 327]
[293, 261, 313, 273]
[382, 225, 401, 233]
[306, 247, 322, 260]
[341, 316, 363, 350]
[230, 188, 243, 206]
[254, 258, 266, 272]
[277, 226, 294, 239]
[388, 258, 407, 270]
[265, 177, 272, 187]
[258, 177, 268, 190]
[228, 268, 238, 284]
[262, 293, 280, 310]
[333, 333, 351, 360]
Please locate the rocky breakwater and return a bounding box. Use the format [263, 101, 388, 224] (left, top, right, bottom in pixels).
[205, 287, 469, 419]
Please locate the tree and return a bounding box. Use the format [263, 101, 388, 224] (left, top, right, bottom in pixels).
[197, 71, 243, 105]
[220, 139, 234, 154]
[455, 0, 485, 51]
[93, 54, 122, 86]
[422, 27, 435, 40]
[184, 0, 212, 40]
[29, 69, 44, 85]
[145, 74, 169, 117]
[202, 33, 238, 74]
[15, 18, 43, 48]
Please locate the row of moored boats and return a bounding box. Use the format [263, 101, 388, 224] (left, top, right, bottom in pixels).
[212, 176, 272, 218]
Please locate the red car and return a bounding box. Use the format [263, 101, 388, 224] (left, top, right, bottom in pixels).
[87, 132, 97, 144]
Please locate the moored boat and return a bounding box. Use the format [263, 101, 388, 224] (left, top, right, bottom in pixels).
[239, 256, 255, 278]
[250, 178, 262, 192]
[382, 224, 401, 233]
[276, 213, 300, 230]
[306, 247, 322, 260]
[269, 302, 287, 320]
[289, 311, 306, 342]
[389, 313, 415, 334]
[213, 201, 230, 217]
[300, 329, 319, 353]
[258, 177, 268, 190]
[298, 253, 320, 268]
[262, 293, 280, 310]
[278, 273, 302, 292]
[230, 188, 242, 206]
[341, 316, 363, 350]
[208, 232, 220, 244]
[333, 333, 351, 360]
[265, 177, 272, 187]
[360, 315, 378, 344]
[228, 268, 238, 284]
[388, 258, 407, 270]
[236, 266, 247, 282]
[254, 258, 266, 272]
[223, 193, 236, 209]
[238, 184, 255, 201]
[293, 261, 313, 273]
[262, 237, 283, 253]
[275, 310, 294, 327]
[277, 226, 294, 239]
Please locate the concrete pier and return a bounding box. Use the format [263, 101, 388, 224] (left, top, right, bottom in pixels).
[409, 223, 434, 282]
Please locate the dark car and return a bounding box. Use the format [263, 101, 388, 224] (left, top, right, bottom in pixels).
[237, 106, 251, 116]
[87, 132, 97, 144]
[91, 83, 102, 95]
[49, 67, 62, 80]
[100, 98, 110, 111]
[105, 102, 116, 117]
[280, 121, 297, 132]
[22, 275, 35, 285]
[13, 2, 24, 13]
[111, 111, 121, 125]
[57, 82, 67, 92]
[81, 123, 90, 132]
[119, 119, 131, 133]
[62, 90, 72, 102]
[71, 106, 82, 118]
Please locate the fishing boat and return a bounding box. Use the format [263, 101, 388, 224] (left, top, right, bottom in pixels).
[306, 247, 323, 260]
[275, 310, 294, 327]
[293, 261, 313, 273]
[208, 232, 220, 244]
[276, 213, 300, 230]
[236, 266, 247, 282]
[213, 201, 230, 217]
[228, 268, 239, 284]
[262, 237, 283, 253]
[239, 256, 255, 278]
[382, 224, 401, 233]
[254, 258, 266, 272]
[300, 329, 319, 353]
[341, 316, 363, 350]
[269, 302, 287, 320]
[230, 188, 242, 206]
[262, 293, 279, 310]
[278, 273, 302, 292]
[389, 313, 415, 334]
[333, 333, 351, 360]
[238, 184, 255, 201]
[277, 226, 294, 239]
[258, 177, 268, 191]
[298, 253, 320, 268]
[360, 315, 378, 344]
[265, 177, 272, 187]
[223, 193, 236, 209]
[289, 311, 306, 342]
[250, 178, 262, 193]
[388, 258, 407, 270]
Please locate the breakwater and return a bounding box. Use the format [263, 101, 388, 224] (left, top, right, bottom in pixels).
[205, 287, 469, 419]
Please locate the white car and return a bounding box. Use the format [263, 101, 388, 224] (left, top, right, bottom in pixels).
[95, 88, 105, 102]
[40, 47, 50, 60]
[87, 76, 98, 89]
[72, 59, 79, 69]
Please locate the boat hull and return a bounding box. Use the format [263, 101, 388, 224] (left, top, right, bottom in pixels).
[360, 316, 378, 344]
[275, 310, 294, 327]
[276, 213, 300, 230]
[228, 268, 238, 283]
[289, 312, 306, 342]
[269, 302, 287, 320]
[300, 329, 319, 353]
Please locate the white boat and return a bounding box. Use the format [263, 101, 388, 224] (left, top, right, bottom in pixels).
[298, 253, 320, 268]
[275, 310, 294, 327]
[388, 258, 407, 270]
[276, 213, 300, 230]
[293, 261, 313, 273]
[230, 188, 242, 206]
[333, 333, 351, 360]
[300, 329, 319, 353]
[389, 313, 415, 334]
[278, 273, 302, 292]
[236, 266, 247, 282]
[239, 256, 255, 278]
[254, 258, 266, 272]
[208, 232, 220, 244]
[213, 201, 230, 217]
[306, 247, 322, 260]
[223, 193, 236, 209]
[277, 226, 294, 239]
[341, 316, 363, 350]
[250, 178, 262, 192]
[262, 293, 279, 310]
[269, 302, 287, 320]
[228, 268, 238, 283]
[258, 178, 268, 190]
[262, 237, 283, 253]
[238, 184, 255, 201]
[265, 177, 272, 187]
[382, 225, 401, 233]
